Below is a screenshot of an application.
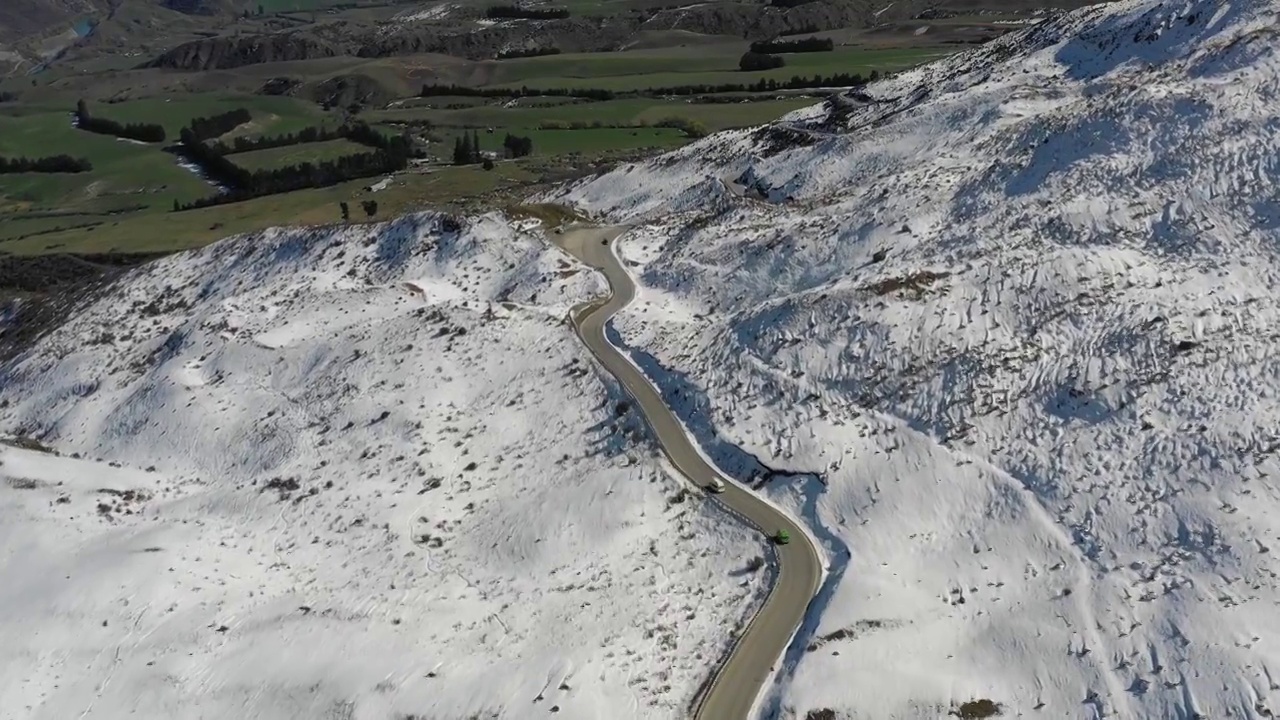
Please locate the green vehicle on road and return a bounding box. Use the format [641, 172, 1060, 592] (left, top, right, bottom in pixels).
[773, 529, 791, 545]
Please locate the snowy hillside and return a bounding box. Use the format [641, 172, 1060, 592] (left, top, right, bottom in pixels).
[0, 213, 766, 720]
[556, 0, 1280, 718]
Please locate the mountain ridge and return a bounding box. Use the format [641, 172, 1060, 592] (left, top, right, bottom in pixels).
[554, 0, 1280, 716]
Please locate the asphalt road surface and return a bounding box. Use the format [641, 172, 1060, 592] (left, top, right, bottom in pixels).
[554, 224, 822, 720]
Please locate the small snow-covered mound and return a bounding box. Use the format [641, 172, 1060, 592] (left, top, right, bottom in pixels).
[0, 212, 764, 719]
[553, 0, 1280, 718]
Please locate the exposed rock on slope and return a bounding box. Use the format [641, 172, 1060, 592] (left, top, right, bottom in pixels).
[556, 0, 1280, 717]
[309, 73, 393, 108]
[144, 31, 343, 70]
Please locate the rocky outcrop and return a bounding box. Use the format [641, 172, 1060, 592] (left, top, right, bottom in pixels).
[308, 74, 393, 108]
[143, 32, 343, 71]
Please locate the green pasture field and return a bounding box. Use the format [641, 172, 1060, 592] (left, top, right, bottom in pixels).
[372, 96, 815, 133]
[229, 139, 371, 170]
[488, 46, 953, 91]
[0, 112, 214, 215]
[0, 163, 535, 256]
[92, 94, 334, 140]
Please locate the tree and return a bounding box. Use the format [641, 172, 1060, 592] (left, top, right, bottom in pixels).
[340, 201, 350, 221]
[471, 129, 482, 163]
[502, 133, 533, 158]
[173, 199, 180, 212]
[482, 157, 495, 171]
[454, 134, 472, 165]
[739, 51, 785, 72]
[749, 37, 833, 54]
[655, 117, 708, 138]
[362, 200, 378, 218]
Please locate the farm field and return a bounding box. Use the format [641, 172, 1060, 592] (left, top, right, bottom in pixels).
[483, 45, 953, 90]
[0, 111, 213, 215]
[0, 163, 537, 255]
[372, 96, 816, 133]
[0, 0, 974, 259]
[92, 94, 334, 140]
[229, 138, 371, 170]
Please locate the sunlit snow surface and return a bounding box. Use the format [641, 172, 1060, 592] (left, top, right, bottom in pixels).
[0, 214, 765, 719]
[555, 0, 1280, 717]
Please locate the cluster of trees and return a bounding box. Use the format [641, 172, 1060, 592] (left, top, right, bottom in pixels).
[750, 37, 833, 53]
[339, 200, 379, 221]
[653, 117, 709, 138]
[173, 121, 414, 211]
[0, 155, 93, 174]
[0, 91, 18, 103]
[203, 122, 417, 158]
[452, 130, 534, 165]
[739, 51, 786, 71]
[424, 69, 880, 106]
[421, 84, 615, 101]
[536, 117, 706, 137]
[343, 122, 417, 157]
[780, 24, 821, 36]
[175, 149, 409, 211]
[645, 70, 878, 95]
[75, 100, 166, 143]
[453, 130, 484, 165]
[502, 133, 534, 158]
[485, 5, 569, 19]
[497, 47, 562, 59]
[769, 0, 820, 7]
[184, 108, 252, 142]
[207, 124, 349, 154]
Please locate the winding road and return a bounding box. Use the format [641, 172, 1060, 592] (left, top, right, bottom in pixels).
[553, 225, 823, 720]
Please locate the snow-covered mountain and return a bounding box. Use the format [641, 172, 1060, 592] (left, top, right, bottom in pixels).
[0, 214, 766, 719]
[554, 0, 1280, 717]
[6, 0, 1280, 718]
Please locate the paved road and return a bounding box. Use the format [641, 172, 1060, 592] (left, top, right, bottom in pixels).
[553, 225, 822, 720]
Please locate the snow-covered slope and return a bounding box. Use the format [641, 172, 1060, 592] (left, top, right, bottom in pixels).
[0, 213, 766, 719]
[556, 0, 1280, 717]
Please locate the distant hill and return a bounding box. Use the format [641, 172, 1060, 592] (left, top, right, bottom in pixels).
[0, 0, 108, 43]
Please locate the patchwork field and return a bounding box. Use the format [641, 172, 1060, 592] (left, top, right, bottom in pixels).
[0, 112, 212, 215]
[0, 0, 982, 259]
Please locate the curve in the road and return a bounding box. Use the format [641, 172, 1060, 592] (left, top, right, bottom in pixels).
[553, 224, 823, 720]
